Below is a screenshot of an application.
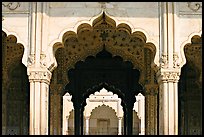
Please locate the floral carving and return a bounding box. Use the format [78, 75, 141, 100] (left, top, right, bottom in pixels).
[2, 2, 21, 11]
[157, 71, 180, 83]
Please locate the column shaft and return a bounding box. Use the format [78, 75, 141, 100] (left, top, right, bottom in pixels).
[85, 117, 89, 135]
[118, 117, 122, 135]
[34, 81, 41, 135]
[29, 81, 35, 135]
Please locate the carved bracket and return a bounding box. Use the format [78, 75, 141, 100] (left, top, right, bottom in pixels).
[173, 52, 180, 68]
[27, 54, 35, 67]
[160, 54, 168, 68]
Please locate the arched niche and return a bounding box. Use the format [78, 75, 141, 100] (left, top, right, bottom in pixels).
[2, 31, 29, 135]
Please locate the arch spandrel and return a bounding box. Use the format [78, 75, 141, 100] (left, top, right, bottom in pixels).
[53, 12, 158, 87]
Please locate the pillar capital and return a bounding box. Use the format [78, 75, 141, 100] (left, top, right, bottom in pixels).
[156, 68, 181, 84]
[27, 67, 52, 84]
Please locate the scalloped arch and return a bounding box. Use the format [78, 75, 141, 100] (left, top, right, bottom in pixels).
[2, 30, 25, 68]
[180, 30, 202, 68]
[89, 104, 118, 118]
[2, 29, 28, 67]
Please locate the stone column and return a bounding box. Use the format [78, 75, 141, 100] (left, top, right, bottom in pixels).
[85, 116, 90, 135]
[157, 69, 180, 135]
[145, 84, 158, 135]
[118, 117, 123, 135]
[27, 67, 51, 135]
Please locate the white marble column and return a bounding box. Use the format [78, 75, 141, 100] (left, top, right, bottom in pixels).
[66, 116, 69, 135]
[85, 117, 90, 135]
[118, 117, 122, 135]
[157, 69, 180, 135]
[28, 68, 52, 135]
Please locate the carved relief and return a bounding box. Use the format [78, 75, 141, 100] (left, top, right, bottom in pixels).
[157, 71, 180, 83]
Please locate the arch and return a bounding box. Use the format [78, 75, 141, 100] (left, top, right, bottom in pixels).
[84, 88, 123, 118]
[90, 104, 117, 118]
[53, 13, 157, 87]
[180, 30, 202, 68]
[51, 12, 158, 83]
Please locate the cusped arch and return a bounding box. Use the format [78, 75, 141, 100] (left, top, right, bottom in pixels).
[84, 88, 123, 118]
[2, 30, 26, 67]
[89, 104, 118, 118]
[52, 12, 157, 87]
[2, 30, 25, 85]
[181, 33, 202, 83]
[180, 30, 202, 68]
[2, 28, 28, 67]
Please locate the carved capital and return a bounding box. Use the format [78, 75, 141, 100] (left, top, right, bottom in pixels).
[156, 69, 180, 83]
[27, 68, 52, 84]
